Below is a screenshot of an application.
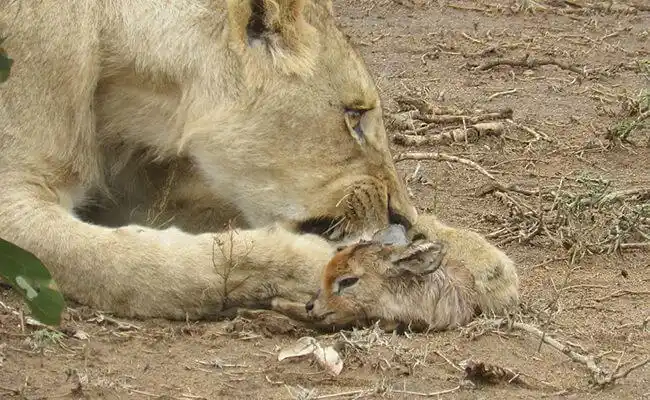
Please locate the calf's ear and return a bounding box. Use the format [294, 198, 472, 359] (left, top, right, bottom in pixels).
[385, 240, 446, 277]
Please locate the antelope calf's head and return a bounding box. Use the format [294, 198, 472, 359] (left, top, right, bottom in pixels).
[305, 225, 446, 326]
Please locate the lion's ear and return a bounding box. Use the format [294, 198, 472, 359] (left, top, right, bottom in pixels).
[240, 0, 305, 46]
[227, 0, 317, 75]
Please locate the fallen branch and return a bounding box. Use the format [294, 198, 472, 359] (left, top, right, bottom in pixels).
[446, 3, 488, 12]
[558, 2, 643, 14]
[394, 95, 435, 115]
[617, 242, 650, 250]
[416, 109, 513, 125]
[87, 313, 141, 331]
[615, 316, 650, 330]
[434, 350, 464, 372]
[393, 122, 504, 146]
[394, 152, 500, 183]
[391, 386, 461, 397]
[461, 31, 484, 44]
[598, 188, 650, 204]
[475, 319, 650, 387]
[488, 88, 518, 101]
[315, 390, 368, 399]
[475, 54, 584, 75]
[475, 182, 539, 197]
[0, 386, 19, 396]
[595, 289, 650, 302]
[506, 119, 552, 142]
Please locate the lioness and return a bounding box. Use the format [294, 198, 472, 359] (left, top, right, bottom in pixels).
[0, 0, 517, 323]
[0, 0, 417, 320]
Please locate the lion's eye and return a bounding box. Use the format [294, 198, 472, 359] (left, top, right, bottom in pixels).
[344, 108, 365, 142]
[335, 276, 359, 294]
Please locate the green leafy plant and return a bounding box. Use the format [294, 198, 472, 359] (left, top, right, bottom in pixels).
[605, 90, 649, 145]
[0, 40, 66, 326]
[0, 238, 66, 326]
[0, 37, 13, 83]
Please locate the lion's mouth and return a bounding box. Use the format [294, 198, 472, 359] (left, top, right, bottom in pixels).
[296, 216, 346, 241]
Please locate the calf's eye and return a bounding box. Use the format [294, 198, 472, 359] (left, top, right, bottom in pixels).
[337, 276, 359, 291]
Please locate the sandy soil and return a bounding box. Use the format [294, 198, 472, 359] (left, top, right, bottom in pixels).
[1, 0, 649, 399]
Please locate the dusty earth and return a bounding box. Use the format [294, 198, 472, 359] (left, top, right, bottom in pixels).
[1, 0, 649, 399]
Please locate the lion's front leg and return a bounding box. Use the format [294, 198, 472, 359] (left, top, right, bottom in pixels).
[0, 189, 333, 320]
[108, 224, 335, 320]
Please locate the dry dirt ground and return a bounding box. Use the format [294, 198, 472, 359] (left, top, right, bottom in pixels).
[1, 0, 649, 399]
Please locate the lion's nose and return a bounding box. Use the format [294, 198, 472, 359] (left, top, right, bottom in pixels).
[388, 205, 412, 231]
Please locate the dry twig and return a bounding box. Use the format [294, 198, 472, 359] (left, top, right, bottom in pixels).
[595, 289, 650, 302]
[416, 109, 513, 125]
[482, 177, 650, 258]
[394, 152, 500, 183]
[393, 122, 504, 146]
[87, 313, 140, 331]
[470, 318, 650, 387]
[390, 386, 461, 397]
[488, 88, 518, 101]
[506, 119, 552, 142]
[474, 54, 584, 75]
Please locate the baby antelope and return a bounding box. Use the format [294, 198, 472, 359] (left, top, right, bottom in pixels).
[306, 223, 519, 332]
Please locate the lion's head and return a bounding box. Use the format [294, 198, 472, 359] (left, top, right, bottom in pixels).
[183, 0, 416, 241]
